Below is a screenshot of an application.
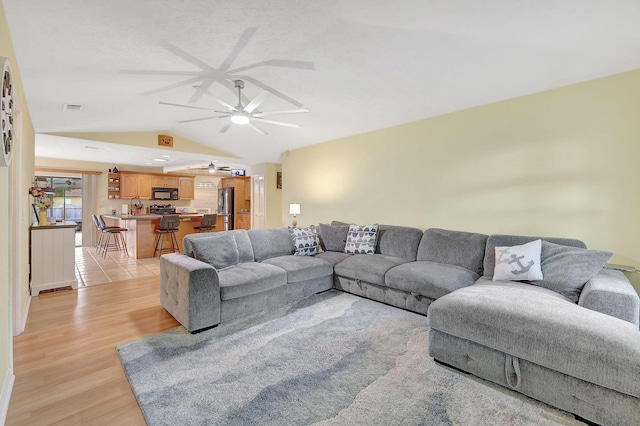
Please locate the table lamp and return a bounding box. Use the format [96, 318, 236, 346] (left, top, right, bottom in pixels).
[289, 203, 300, 227]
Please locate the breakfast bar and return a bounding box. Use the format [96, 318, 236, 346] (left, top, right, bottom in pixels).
[102, 214, 219, 259]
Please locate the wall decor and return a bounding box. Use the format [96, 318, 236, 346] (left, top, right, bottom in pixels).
[1, 57, 14, 167]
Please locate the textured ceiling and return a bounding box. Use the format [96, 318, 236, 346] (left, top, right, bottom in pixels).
[4, 0, 640, 169]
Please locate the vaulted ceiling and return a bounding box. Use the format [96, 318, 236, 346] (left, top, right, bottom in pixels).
[5, 1, 640, 170]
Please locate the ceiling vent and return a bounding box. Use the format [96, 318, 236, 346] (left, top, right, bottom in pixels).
[63, 104, 83, 112]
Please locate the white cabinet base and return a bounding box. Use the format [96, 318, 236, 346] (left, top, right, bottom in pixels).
[30, 224, 78, 295]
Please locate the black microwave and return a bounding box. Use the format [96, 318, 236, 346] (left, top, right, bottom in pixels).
[152, 187, 178, 200]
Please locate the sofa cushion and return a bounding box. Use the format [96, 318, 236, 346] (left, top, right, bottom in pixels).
[313, 250, 352, 267]
[385, 260, 479, 300]
[183, 230, 254, 263]
[262, 255, 333, 283]
[334, 254, 408, 286]
[289, 225, 323, 256]
[428, 278, 640, 398]
[376, 224, 423, 261]
[493, 239, 543, 281]
[483, 234, 586, 277]
[217, 262, 287, 301]
[532, 241, 612, 302]
[345, 223, 379, 254]
[417, 228, 488, 275]
[190, 233, 239, 270]
[318, 223, 349, 252]
[248, 228, 294, 261]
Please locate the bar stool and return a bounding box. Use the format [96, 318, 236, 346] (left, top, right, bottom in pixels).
[91, 214, 120, 252]
[97, 215, 128, 257]
[153, 214, 180, 256]
[194, 214, 217, 232]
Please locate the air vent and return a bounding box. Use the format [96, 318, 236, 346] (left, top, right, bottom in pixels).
[63, 104, 83, 112]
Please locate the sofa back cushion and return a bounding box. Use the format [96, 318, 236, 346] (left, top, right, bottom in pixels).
[248, 228, 295, 262]
[190, 233, 239, 270]
[418, 228, 489, 275]
[375, 225, 423, 261]
[483, 234, 586, 277]
[183, 229, 254, 263]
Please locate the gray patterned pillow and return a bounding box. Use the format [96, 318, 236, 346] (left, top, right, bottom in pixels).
[532, 240, 612, 302]
[190, 233, 239, 270]
[289, 225, 323, 256]
[344, 223, 379, 254]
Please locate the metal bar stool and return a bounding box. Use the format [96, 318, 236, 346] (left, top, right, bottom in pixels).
[91, 214, 120, 252]
[153, 214, 180, 256]
[98, 215, 128, 257]
[194, 214, 217, 232]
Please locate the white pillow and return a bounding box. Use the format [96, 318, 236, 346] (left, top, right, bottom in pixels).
[493, 239, 543, 281]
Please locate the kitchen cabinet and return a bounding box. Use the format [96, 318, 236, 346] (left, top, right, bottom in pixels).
[152, 175, 178, 188]
[178, 177, 195, 200]
[121, 173, 152, 199]
[236, 214, 251, 230]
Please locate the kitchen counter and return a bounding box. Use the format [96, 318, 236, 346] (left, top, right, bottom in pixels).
[31, 220, 79, 229]
[102, 213, 219, 259]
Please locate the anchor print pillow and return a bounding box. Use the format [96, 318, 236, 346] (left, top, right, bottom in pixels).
[493, 239, 543, 281]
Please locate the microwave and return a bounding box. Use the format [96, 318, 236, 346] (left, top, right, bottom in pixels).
[152, 187, 178, 200]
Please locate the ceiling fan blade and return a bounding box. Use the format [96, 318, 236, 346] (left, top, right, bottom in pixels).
[159, 101, 218, 111]
[219, 27, 258, 71]
[237, 75, 304, 108]
[247, 122, 267, 135]
[244, 90, 270, 113]
[178, 115, 229, 123]
[195, 87, 238, 111]
[230, 59, 316, 74]
[219, 122, 232, 134]
[252, 117, 300, 128]
[252, 108, 309, 117]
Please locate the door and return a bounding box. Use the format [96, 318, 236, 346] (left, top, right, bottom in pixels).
[252, 175, 265, 229]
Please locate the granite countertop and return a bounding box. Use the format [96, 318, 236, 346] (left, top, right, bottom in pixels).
[31, 220, 79, 229]
[103, 214, 204, 221]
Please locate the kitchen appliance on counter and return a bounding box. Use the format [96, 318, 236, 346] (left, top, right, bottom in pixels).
[217, 187, 234, 230]
[149, 204, 177, 215]
[152, 187, 178, 201]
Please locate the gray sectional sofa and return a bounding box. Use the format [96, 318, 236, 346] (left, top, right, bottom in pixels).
[159, 224, 640, 426]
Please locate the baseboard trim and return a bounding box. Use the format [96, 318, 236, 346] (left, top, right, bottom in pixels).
[16, 295, 31, 336]
[0, 367, 15, 425]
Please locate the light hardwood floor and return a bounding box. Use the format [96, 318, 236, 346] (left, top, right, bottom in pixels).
[7, 249, 179, 425]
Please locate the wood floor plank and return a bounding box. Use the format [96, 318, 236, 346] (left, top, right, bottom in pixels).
[7, 275, 178, 425]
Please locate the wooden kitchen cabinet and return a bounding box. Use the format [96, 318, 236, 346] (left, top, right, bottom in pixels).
[152, 175, 178, 188]
[236, 214, 251, 230]
[178, 177, 195, 200]
[121, 173, 152, 199]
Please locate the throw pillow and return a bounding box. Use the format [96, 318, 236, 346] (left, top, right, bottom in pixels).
[344, 223, 379, 255]
[531, 240, 612, 302]
[190, 234, 239, 270]
[289, 225, 323, 256]
[493, 239, 543, 281]
[318, 223, 350, 252]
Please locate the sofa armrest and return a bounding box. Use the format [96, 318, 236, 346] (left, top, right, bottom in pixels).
[160, 253, 221, 333]
[578, 269, 640, 327]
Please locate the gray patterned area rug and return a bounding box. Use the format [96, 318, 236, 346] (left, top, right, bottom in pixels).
[117, 290, 583, 426]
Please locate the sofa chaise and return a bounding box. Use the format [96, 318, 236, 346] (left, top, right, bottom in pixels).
[159, 224, 640, 426]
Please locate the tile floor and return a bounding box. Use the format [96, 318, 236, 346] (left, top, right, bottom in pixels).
[74, 246, 160, 287]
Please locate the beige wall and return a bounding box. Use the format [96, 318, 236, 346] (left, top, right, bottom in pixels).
[1, 1, 36, 419]
[282, 68, 640, 294]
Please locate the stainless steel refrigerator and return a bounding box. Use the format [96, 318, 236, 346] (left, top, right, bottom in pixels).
[217, 187, 234, 230]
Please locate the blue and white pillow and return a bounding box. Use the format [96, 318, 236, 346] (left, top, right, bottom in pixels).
[344, 223, 379, 254]
[289, 225, 323, 256]
[493, 239, 543, 281]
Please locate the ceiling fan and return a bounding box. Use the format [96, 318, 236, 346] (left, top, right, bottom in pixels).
[160, 80, 309, 135]
[185, 161, 232, 174]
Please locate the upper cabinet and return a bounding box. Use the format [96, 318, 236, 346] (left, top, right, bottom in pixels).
[178, 177, 195, 200]
[119, 172, 194, 200]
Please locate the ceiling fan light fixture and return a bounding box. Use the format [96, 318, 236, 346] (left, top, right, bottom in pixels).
[208, 161, 216, 173]
[230, 113, 250, 125]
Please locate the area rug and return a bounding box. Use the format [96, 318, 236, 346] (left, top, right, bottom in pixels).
[117, 290, 583, 426]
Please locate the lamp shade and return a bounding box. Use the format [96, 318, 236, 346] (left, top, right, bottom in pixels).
[289, 203, 301, 215]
